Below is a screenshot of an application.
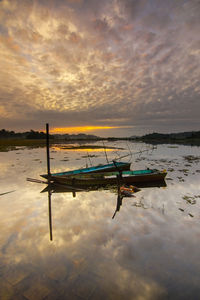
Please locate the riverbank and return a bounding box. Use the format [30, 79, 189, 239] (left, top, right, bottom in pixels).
[139, 137, 200, 146]
[0, 138, 121, 151]
[0, 138, 54, 151]
[1, 135, 200, 151]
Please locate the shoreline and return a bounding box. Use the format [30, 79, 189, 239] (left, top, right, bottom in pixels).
[1, 137, 200, 150]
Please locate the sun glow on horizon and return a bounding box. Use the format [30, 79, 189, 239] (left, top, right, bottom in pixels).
[50, 126, 131, 134]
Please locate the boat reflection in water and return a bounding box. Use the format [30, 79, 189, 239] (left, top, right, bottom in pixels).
[42, 180, 167, 241]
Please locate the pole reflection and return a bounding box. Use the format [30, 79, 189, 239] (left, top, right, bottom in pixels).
[48, 189, 53, 241]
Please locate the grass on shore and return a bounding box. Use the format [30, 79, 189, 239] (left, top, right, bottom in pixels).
[0, 138, 51, 146]
[0, 138, 121, 152]
[0, 138, 52, 151]
[1, 137, 200, 152]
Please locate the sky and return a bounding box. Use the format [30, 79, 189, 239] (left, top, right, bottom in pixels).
[0, 0, 200, 137]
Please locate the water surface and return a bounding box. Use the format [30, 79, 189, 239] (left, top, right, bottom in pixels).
[0, 141, 200, 299]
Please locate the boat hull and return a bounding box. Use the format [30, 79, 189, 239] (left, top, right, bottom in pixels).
[49, 170, 167, 188]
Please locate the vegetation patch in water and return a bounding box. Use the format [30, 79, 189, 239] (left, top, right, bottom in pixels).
[59, 145, 124, 150]
[81, 155, 99, 158]
[177, 176, 184, 182]
[183, 155, 200, 163]
[182, 195, 197, 205]
[179, 169, 189, 173]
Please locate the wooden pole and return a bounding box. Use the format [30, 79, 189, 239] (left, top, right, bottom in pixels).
[103, 141, 109, 163]
[46, 123, 51, 178]
[46, 124, 52, 241]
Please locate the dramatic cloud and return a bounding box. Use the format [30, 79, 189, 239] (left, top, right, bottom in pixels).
[0, 0, 200, 136]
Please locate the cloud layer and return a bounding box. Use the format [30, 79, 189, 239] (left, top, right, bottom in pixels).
[0, 0, 200, 135]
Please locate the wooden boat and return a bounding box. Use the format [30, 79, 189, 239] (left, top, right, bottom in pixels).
[47, 169, 167, 188]
[40, 161, 131, 179]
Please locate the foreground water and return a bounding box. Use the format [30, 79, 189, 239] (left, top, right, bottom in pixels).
[0, 141, 200, 299]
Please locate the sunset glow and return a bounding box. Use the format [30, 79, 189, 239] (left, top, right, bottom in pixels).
[50, 126, 130, 134]
[52, 147, 114, 152]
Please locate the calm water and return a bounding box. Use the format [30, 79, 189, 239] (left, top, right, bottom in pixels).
[0, 141, 200, 299]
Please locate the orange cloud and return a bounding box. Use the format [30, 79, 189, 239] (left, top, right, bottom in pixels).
[0, 36, 20, 53]
[122, 24, 133, 31]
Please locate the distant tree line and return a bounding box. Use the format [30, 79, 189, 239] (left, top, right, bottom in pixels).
[1, 128, 200, 141]
[0, 129, 54, 139]
[0, 129, 99, 140]
[141, 131, 200, 140]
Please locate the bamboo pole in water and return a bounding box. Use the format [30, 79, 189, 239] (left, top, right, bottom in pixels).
[46, 123, 51, 178]
[46, 123, 53, 240]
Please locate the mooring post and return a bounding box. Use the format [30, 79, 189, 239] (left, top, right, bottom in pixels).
[103, 141, 109, 163]
[46, 123, 51, 179]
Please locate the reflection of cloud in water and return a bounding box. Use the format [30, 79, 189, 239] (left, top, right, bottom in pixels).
[0, 161, 10, 175]
[0, 188, 167, 298]
[8, 190, 200, 297]
[46, 193, 167, 299]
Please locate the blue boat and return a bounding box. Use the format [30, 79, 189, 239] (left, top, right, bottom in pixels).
[40, 161, 131, 179]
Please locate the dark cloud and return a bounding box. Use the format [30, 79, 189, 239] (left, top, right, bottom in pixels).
[117, 0, 148, 19]
[0, 0, 200, 136]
